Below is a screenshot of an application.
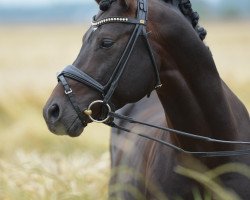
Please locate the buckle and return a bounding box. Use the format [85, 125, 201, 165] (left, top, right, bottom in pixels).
[139, 19, 145, 25]
[155, 84, 162, 89]
[65, 88, 72, 94]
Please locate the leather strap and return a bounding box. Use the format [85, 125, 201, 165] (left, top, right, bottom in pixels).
[108, 112, 250, 157]
[59, 65, 105, 94]
[58, 75, 87, 126]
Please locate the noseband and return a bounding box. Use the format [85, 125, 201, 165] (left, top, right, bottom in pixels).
[56, 0, 250, 157]
[57, 0, 161, 124]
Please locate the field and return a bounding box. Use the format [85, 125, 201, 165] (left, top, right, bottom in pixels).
[0, 21, 249, 199]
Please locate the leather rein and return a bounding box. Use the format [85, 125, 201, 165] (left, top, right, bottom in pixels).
[57, 0, 250, 157]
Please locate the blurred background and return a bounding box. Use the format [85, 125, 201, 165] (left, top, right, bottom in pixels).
[0, 0, 249, 199]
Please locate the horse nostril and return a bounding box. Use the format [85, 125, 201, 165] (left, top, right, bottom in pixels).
[48, 104, 60, 122]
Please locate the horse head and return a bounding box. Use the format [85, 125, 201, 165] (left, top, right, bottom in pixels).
[43, 0, 204, 137]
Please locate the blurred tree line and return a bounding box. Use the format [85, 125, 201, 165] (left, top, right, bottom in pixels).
[193, 0, 250, 19]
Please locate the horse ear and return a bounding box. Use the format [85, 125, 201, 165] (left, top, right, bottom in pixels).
[96, 0, 112, 11]
[95, 0, 131, 11]
[95, 0, 101, 4]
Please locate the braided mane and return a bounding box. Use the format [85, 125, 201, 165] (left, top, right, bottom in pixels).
[164, 0, 207, 40]
[98, 0, 207, 40]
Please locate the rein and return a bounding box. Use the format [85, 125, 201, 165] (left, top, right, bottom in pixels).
[108, 111, 250, 157]
[56, 0, 250, 157]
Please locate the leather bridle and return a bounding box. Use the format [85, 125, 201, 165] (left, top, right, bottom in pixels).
[57, 0, 161, 125]
[57, 0, 250, 157]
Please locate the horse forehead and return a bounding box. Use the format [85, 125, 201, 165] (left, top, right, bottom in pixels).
[96, 0, 136, 20]
[87, 28, 95, 38]
[80, 28, 94, 48]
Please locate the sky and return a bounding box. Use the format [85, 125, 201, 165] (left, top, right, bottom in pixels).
[208, 0, 220, 4]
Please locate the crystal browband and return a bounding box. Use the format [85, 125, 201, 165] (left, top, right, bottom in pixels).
[92, 17, 146, 27]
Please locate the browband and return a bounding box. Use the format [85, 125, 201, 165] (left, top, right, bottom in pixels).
[92, 17, 146, 27]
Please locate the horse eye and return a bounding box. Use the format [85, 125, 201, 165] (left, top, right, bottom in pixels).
[100, 39, 114, 49]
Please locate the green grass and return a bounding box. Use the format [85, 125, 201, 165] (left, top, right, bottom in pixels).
[0, 22, 249, 199]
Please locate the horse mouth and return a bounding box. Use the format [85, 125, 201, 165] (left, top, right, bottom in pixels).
[66, 118, 85, 137]
[46, 117, 86, 137]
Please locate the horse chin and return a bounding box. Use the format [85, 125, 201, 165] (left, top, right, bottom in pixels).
[46, 119, 85, 137]
[66, 121, 85, 137]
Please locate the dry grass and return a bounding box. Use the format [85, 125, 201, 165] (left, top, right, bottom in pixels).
[204, 21, 250, 107]
[0, 24, 111, 199]
[0, 21, 249, 199]
[0, 150, 109, 200]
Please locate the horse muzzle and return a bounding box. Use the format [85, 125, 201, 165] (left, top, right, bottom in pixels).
[43, 101, 85, 137]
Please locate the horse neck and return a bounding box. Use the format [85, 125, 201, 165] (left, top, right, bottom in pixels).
[152, 6, 239, 152]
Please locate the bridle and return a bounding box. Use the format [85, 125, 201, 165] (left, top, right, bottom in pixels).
[57, 0, 250, 157]
[57, 0, 161, 124]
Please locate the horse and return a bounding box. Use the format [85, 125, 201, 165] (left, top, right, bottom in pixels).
[43, 0, 250, 199]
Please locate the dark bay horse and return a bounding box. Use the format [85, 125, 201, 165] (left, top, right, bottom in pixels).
[43, 0, 250, 199]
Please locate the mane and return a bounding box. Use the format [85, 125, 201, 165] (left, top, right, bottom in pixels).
[162, 0, 207, 40]
[98, 0, 207, 40]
